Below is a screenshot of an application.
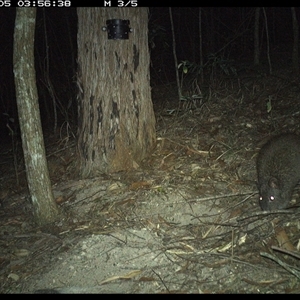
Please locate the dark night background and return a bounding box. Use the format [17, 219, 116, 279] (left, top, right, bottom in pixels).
[2, 8, 300, 293]
[0, 7, 298, 143]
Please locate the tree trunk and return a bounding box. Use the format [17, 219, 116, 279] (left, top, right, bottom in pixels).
[291, 7, 299, 75]
[254, 7, 260, 66]
[77, 8, 156, 177]
[13, 8, 60, 226]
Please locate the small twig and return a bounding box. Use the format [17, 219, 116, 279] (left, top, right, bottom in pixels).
[237, 209, 293, 222]
[271, 246, 300, 260]
[188, 192, 255, 203]
[260, 252, 300, 279]
[152, 269, 170, 293]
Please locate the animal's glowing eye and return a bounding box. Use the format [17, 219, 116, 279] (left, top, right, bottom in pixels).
[270, 196, 275, 202]
[259, 196, 263, 201]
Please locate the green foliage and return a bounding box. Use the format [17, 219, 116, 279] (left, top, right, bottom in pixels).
[177, 55, 237, 109]
[178, 60, 203, 108]
[148, 24, 169, 50]
[266, 97, 272, 113]
[206, 54, 237, 76]
[178, 60, 202, 76]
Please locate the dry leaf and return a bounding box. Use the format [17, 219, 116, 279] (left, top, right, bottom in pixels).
[55, 196, 66, 204]
[275, 229, 295, 251]
[100, 270, 142, 285]
[14, 249, 30, 257]
[8, 273, 19, 281]
[129, 181, 152, 190]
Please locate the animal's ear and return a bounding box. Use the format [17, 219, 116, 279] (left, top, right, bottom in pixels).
[268, 177, 279, 189]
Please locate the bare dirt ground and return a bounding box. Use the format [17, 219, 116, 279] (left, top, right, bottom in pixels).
[1, 67, 300, 293]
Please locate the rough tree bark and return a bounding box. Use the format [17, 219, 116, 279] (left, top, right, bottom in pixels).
[13, 8, 60, 226]
[77, 8, 156, 177]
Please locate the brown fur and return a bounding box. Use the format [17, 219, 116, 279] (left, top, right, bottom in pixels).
[256, 133, 300, 211]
